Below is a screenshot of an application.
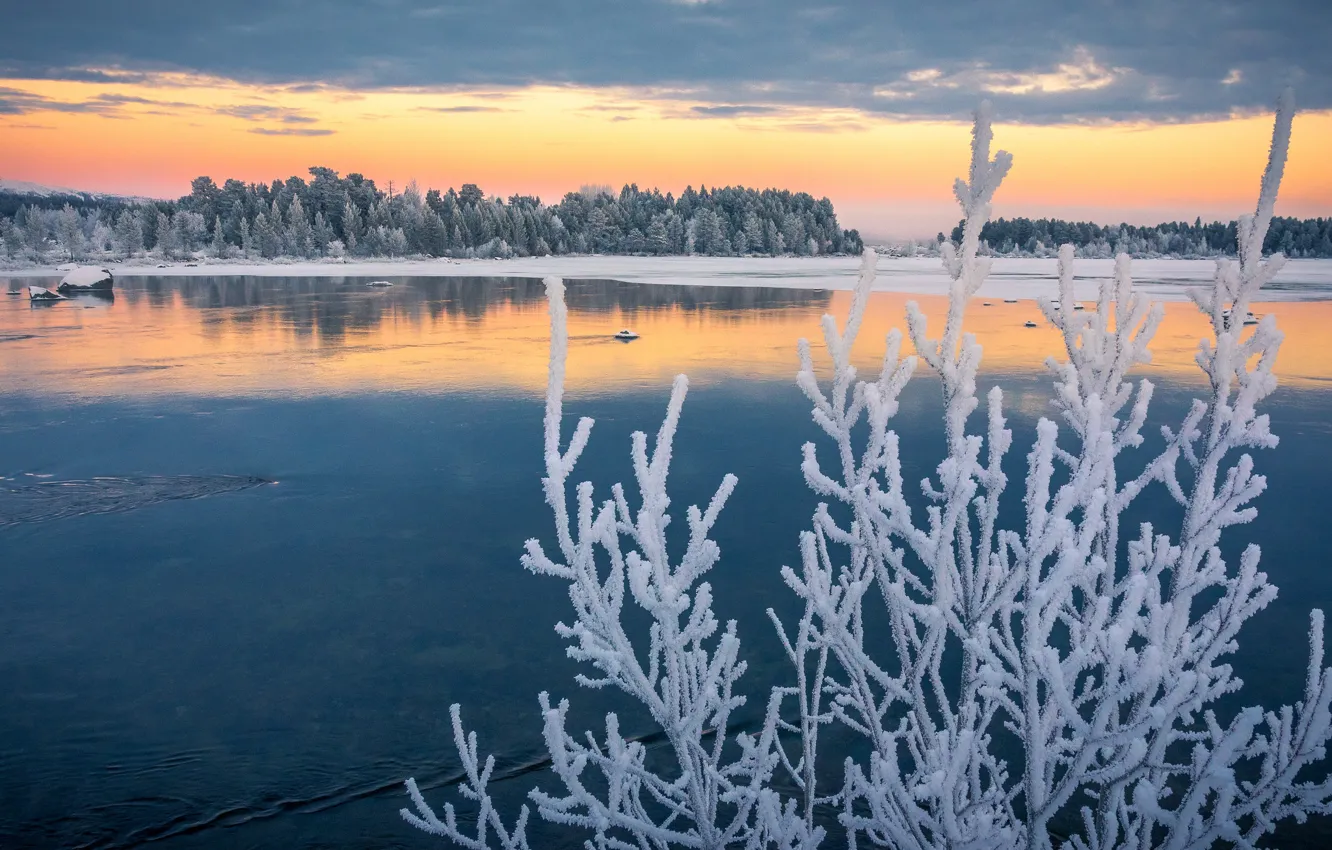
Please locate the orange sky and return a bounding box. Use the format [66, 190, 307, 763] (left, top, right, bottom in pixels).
[1, 75, 1330, 238]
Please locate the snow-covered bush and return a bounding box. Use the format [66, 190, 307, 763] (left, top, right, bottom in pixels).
[402, 91, 1332, 849]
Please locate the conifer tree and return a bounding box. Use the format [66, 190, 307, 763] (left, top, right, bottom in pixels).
[113, 210, 143, 258]
[154, 210, 172, 257]
[313, 211, 334, 254]
[211, 216, 226, 258]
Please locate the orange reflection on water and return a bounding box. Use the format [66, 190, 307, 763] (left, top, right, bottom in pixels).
[863, 297, 1332, 388]
[0, 277, 1329, 403]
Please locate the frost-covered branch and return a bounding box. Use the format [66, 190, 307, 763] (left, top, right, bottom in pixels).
[406, 277, 819, 849]
[780, 90, 1332, 850]
[401, 705, 533, 849]
[787, 103, 1019, 849]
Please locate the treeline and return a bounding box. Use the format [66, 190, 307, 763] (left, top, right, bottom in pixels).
[0, 167, 863, 263]
[944, 216, 1332, 258]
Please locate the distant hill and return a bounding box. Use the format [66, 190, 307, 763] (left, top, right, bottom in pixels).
[0, 178, 91, 197]
[0, 179, 161, 219]
[0, 178, 163, 200]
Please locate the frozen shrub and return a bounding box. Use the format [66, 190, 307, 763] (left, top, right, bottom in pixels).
[403, 91, 1332, 849]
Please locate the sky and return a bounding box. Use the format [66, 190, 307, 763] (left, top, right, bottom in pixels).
[1, 0, 1330, 239]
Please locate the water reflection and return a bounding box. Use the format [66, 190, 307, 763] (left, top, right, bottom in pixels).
[2, 274, 1332, 848]
[2, 275, 1331, 404]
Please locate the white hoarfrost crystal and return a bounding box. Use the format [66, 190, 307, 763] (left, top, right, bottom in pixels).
[404, 90, 1332, 849]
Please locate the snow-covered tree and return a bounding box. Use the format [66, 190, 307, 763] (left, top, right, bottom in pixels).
[252, 211, 279, 259]
[210, 216, 227, 258]
[312, 211, 335, 256]
[55, 204, 84, 260]
[285, 195, 314, 258]
[646, 217, 669, 254]
[113, 209, 143, 258]
[403, 92, 1332, 849]
[153, 210, 172, 257]
[89, 218, 113, 256]
[341, 194, 363, 252]
[0, 219, 20, 258]
[19, 206, 47, 257]
[171, 211, 208, 256]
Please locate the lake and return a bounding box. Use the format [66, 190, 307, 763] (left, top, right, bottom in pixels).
[2, 273, 1332, 848]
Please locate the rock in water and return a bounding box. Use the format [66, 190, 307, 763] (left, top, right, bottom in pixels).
[28, 286, 66, 301]
[57, 267, 114, 292]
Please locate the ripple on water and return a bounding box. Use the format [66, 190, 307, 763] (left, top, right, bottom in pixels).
[0, 475, 272, 527]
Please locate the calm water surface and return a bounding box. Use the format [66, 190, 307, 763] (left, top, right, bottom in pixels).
[2, 275, 1331, 848]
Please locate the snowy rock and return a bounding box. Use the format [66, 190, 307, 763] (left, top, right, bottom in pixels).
[57, 267, 113, 292]
[28, 286, 66, 301]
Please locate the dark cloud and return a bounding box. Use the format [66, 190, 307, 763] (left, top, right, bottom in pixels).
[1, 0, 1328, 122]
[0, 87, 167, 115]
[414, 105, 506, 113]
[0, 87, 334, 133]
[87, 93, 195, 109]
[217, 104, 319, 123]
[0, 65, 159, 85]
[690, 105, 779, 117]
[248, 127, 336, 136]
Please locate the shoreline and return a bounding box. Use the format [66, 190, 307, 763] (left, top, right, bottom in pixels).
[3, 255, 1330, 301]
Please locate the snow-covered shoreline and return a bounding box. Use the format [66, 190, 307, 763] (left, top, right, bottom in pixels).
[4, 255, 1331, 301]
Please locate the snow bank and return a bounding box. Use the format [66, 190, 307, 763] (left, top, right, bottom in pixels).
[6, 255, 1332, 301]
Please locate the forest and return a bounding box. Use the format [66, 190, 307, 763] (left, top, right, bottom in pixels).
[0, 169, 863, 262]
[943, 214, 1332, 258]
[5, 169, 1327, 264]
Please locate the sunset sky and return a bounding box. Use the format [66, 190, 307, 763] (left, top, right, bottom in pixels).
[2, 0, 1330, 239]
